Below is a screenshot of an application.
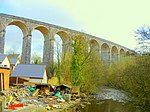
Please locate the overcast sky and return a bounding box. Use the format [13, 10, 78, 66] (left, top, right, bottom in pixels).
[1, 0, 150, 55]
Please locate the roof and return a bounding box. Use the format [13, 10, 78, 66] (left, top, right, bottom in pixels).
[10, 58, 18, 65]
[0, 54, 7, 62]
[7, 54, 20, 58]
[11, 64, 47, 78]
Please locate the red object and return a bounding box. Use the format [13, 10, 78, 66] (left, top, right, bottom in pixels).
[8, 103, 24, 110]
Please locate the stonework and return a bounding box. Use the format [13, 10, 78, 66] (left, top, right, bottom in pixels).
[0, 13, 135, 65]
[0, 29, 5, 54]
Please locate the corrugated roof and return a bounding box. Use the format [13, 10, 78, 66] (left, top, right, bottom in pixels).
[0, 54, 7, 62]
[11, 64, 46, 78]
[10, 58, 18, 65]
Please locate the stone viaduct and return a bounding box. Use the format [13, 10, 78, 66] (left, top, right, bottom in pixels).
[0, 13, 135, 65]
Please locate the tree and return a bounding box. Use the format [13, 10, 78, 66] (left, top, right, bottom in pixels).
[135, 26, 150, 54]
[31, 53, 42, 64]
[81, 47, 106, 94]
[70, 33, 107, 94]
[70, 33, 90, 86]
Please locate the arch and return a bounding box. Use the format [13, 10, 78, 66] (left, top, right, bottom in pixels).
[111, 46, 118, 62]
[7, 21, 28, 36]
[55, 31, 71, 53]
[34, 26, 49, 39]
[130, 53, 135, 56]
[120, 48, 125, 56]
[56, 31, 70, 43]
[90, 39, 100, 53]
[4, 26, 23, 54]
[101, 43, 110, 52]
[101, 43, 110, 66]
[31, 27, 47, 64]
[90, 39, 99, 46]
[126, 51, 130, 56]
[111, 46, 118, 54]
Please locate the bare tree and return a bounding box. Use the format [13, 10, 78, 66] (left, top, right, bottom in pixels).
[135, 26, 150, 54]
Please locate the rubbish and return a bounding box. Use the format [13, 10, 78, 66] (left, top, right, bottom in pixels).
[56, 84, 71, 94]
[62, 94, 71, 101]
[45, 105, 51, 110]
[32, 89, 40, 96]
[0, 84, 81, 112]
[8, 103, 24, 110]
[57, 98, 65, 102]
[28, 86, 35, 92]
[55, 90, 62, 99]
[8, 95, 13, 102]
[52, 104, 60, 108]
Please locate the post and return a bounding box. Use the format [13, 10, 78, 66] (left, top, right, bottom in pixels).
[16, 77, 18, 85]
[0, 73, 3, 91]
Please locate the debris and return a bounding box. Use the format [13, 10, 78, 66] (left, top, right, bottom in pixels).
[0, 84, 81, 111]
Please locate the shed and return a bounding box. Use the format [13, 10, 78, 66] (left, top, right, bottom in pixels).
[0, 54, 11, 68]
[11, 64, 48, 84]
[0, 54, 11, 91]
[0, 67, 10, 91]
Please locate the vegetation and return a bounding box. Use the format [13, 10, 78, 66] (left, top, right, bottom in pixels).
[135, 25, 150, 54]
[31, 53, 42, 64]
[107, 55, 150, 112]
[80, 48, 106, 94]
[70, 34, 90, 86]
[50, 33, 107, 94]
[105, 26, 150, 112]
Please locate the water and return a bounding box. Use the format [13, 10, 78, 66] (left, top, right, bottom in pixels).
[81, 88, 134, 112]
[81, 99, 126, 112]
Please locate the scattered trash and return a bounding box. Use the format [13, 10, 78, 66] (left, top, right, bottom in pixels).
[0, 84, 81, 111]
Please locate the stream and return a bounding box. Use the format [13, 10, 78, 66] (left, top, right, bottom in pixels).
[80, 88, 135, 112]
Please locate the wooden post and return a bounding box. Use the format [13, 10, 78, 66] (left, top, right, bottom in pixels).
[0, 73, 4, 91]
[16, 77, 18, 85]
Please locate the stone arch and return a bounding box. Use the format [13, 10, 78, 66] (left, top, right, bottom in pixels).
[126, 51, 130, 56]
[4, 21, 28, 54]
[4, 25, 23, 54]
[31, 26, 49, 63]
[111, 46, 118, 54]
[7, 20, 28, 36]
[90, 39, 100, 54]
[55, 31, 71, 54]
[101, 43, 110, 52]
[130, 53, 135, 56]
[120, 48, 125, 56]
[111, 46, 118, 62]
[56, 31, 70, 43]
[33, 26, 49, 39]
[101, 43, 110, 66]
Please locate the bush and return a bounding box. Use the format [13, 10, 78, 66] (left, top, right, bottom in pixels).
[107, 56, 150, 112]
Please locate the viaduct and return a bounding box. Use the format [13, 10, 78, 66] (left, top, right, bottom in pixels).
[0, 13, 135, 65]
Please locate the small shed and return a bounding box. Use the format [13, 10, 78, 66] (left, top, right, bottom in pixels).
[10, 64, 48, 85]
[0, 67, 10, 91]
[0, 54, 11, 91]
[0, 54, 11, 68]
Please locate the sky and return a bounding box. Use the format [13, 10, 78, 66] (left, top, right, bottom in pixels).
[1, 0, 150, 56]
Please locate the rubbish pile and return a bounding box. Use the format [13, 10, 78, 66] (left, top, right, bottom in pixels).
[0, 84, 80, 111]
